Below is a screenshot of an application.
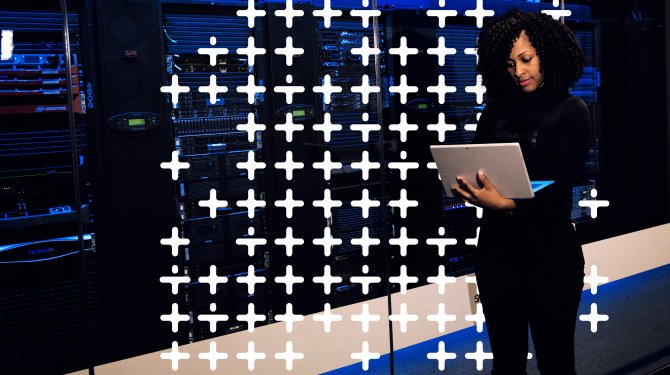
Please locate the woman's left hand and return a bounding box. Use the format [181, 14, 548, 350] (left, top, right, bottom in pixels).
[451, 170, 516, 210]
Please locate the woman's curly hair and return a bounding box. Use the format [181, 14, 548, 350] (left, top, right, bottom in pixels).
[477, 9, 585, 102]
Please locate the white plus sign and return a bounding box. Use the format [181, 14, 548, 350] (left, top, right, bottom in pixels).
[351, 189, 381, 219]
[275, 341, 305, 371]
[351, 112, 381, 142]
[351, 75, 380, 104]
[198, 265, 228, 294]
[389, 265, 419, 294]
[465, 74, 486, 104]
[275, 303, 305, 333]
[579, 303, 609, 333]
[236, 113, 266, 142]
[198, 189, 228, 218]
[578, 188, 610, 218]
[275, 112, 305, 142]
[160, 303, 190, 333]
[350, 36, 380, 66]
[389, 189, 419, 219]
[236, 74, 266, 104]
[427, 303, 457, 333]
[465, 201, 484, 218]
[236, 341, 266, 371]
[349, 6, 381, 28]
[351, 302, 381, 333]
[427, 74, 457, 104]
[313, 74, 343, 104]
[389, 226, 419, 256]
[465, 226, 481, 246]
[237, 36, 266, 66]
[160, 150, 190, 181]
[313, 151, 343, 180]
[350, 265, 381, 295]
[275, 189, 304, 218]
[197, 303, 230, 333]
[389, 303, 419, 333]
[427, 161, 439, 179]
[351, 227, 381, 256]
[197, 36, 229, 66]
[464, 47, 479, 64]
[275, 150, 304, 180]
[236, 303, 267, 333]
[388, 151, 419, 181]
[427, 36, 457, 66]
[198, 74, 228, 104]
[313, 266, 343, 295]
[274, 227, 304, 256]
[236, 189, 266, 219]
[313, 226, 342, 256]
[465, 341, 494, 371]
[235, 227, 267, 256]
[351, 341, 381, 371]
[236, 150, 266, 180]
[389, 74, 419, 104]
[351, 151, 380, 180]
[313, 303, 342, 332]
[542, 8, 572, 20]
[427, 341, 457, 370]
[427, 227, 458, 256]
[160, 341, 190, 371]
[389, 36, 418, 66]
[465, 112, 482, 132]
[274, 0, 304, 28]
[349, 4, 382, 29]
[198, 341, 228, 371]
[274, 74, 305, 105]
[584, 265, 609, 294]
[389, 112, 419, 142]
[236, 265, 267, 295]
[465, 303, 486, 333]
[426, 7, 458, 28]
[275, 265, 305, 295]
[465, 0, 495, 28]
[275, 36, 304, 66]
[427, 265, 457, 295]
[160, 226, 190, 257]
[428, 113, 457, 142]
[313, 112, 342, 142]
[313, 0, 342, 28]
[160, 265, 190, 295]
[161, 75, 190, 105]
[236, 0, 266, 28]
[313, 189, 343, 219]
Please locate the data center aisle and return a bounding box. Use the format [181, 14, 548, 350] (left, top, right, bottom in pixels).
[325, 263, 670, 375]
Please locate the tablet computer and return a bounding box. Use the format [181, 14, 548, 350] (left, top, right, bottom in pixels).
[430, 143, 553, 199]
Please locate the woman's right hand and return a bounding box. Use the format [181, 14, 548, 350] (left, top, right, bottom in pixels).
[451, 170, 517, 210]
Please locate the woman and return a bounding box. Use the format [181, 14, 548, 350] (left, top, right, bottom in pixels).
[451, 9, 591, 375]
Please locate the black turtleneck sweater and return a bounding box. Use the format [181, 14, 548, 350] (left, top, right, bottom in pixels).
[473, 88, 591, 223]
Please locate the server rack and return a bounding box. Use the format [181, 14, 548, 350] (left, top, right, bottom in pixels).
[262, 3, 398, 313]
[310, 14, 393, 307]
[163, 4, 271, 340]
[567, 23, 601, 224]
[0, 5, 95, 375]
